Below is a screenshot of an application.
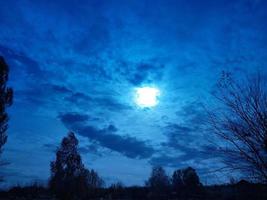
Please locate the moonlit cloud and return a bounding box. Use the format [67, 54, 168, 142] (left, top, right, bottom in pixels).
[0, 0, 267, 186]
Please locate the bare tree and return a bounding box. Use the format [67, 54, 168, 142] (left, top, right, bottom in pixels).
[208, 71, 267, 182]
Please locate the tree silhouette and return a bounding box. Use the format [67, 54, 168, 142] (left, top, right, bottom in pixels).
[172, 167, 202, 198]
[86, 169, 104, 188]
[208, 72, 267, 183]
[146, 166, 170, 199]
[146, 166, 170, 189]
[172, 167, 201, 188]
[0, 56, 13, 158]
[49, 132, 103, 199]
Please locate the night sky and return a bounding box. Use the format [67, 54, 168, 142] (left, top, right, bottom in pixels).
[0, 0, 267, 187]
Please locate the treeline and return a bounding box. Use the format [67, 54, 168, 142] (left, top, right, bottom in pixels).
[1, 181, 267, 200]
[48, 132, 203, 199]
[1, 132, 266, 200]
[48, 131, 205, 199]
[46, 132, 267, 200]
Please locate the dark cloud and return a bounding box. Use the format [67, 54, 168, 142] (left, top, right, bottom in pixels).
[150, 143, 215, 168]
[76, 125, 155, 159]
[150, 143, 222, 169]
[176, 101, 207, 126]
[155, 101, 215, 166]
[44, 142, 103, 156]
[107, 124, 118, 132]
[162, 123, 197, 150]
[48, 84, 73, 94]
[15, 84, 71, 106]
[94, 96, 132, 111]
[65, 92, 131, 111]
[78, 144, 102, 156]
[59, 112, 90, 125]
[116, 61, 165, 86]
[0, 45, 45, 79]
[150, 155, 181, 168]
[59, 112, 155, 159]
[64, 92, 93, 105]
[16, 89, 49, 106]
[165, 124, 193, 134]
[21, 83, 72, 99]
[156, 141, 213, 167]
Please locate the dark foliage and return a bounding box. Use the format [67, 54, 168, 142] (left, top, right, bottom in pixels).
[1, 182, 267, 200]
[145, 166, 170, 199]
[0, 183, 49, 199]
[0, 56, 13, 156]
[172, 167, 204, 198]
[172, 167, 201, 188]
[205, 181, 267, 200]
[49, 132, 103, 200]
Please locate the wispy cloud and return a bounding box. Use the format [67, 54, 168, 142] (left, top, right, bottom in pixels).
[0, 0, 267, 186]
[59, 112, 155, 159]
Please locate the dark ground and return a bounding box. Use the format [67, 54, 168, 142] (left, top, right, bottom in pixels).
[0, 181, 267, 200]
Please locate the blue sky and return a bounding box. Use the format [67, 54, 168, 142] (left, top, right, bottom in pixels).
[0, 0, 267, 187]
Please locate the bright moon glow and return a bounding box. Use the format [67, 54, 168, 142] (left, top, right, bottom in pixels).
[135, 87, 160, 108]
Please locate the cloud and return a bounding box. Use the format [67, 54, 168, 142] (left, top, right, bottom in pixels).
[163, 123, 197, 149]
[59, 112, 90, 124]
[64, 92, 131, 111]
[48, 84, 73, 94]
[44, 142, 103, 157]
[151, 141, 214, 168]
[0, 45, 46, 79]
[150, 155, 180, 168]
[116, 61, 165, 86]
[15, 83, 72, 106]
[59, 112, 155, 159]
[93, 96, 132, 111]
[151, 101, 216, 167]
[175, 101, 207, 126]
[1, 0, 267, 186]
[77, 125, 155, 159]
[78, 144, 102, 156]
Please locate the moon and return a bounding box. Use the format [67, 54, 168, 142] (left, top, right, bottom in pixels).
[135, 87, 160, 108]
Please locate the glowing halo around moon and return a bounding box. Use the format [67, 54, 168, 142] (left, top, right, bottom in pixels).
[135, 86, 160, 108]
